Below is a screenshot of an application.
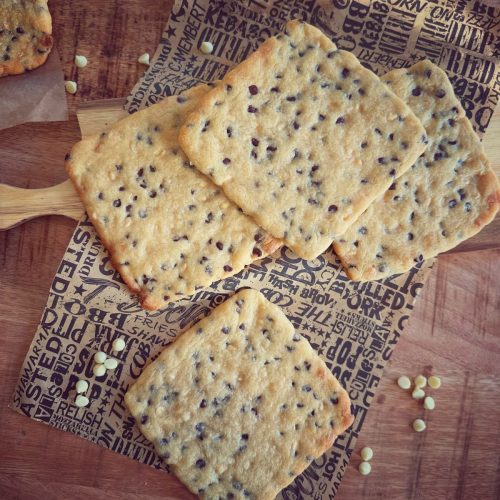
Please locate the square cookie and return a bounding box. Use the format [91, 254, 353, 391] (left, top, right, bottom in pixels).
[66, 85, 281, 310]
[125, 288, 354, 499]
[333, 60, 500, 280]
[0, 0, 53, 77]
[179, 20, 427, 259]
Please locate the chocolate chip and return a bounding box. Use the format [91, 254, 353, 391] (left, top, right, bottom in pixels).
[115, 164, 123, 171]
[224, 265, 233, 272]
[436, 89, 446, 98]
[226, 84, 232, 92]
[223, 157, 231, 165]
[408, 233, 414, 240]
[248, 105, 258, 113]
[16, 27, 25, 34]
[113, 199, 121, 207]
[341, 67, 350, 78]
[336, 116, 345, 124]
[141, 415, 148, 424]
[448, 199, 457, 208]
[401, 141, 408, 149]
[361, 142, 368, 149]
[412, 87, 421, 96]
[271, 86, 280, 93]
[389, 169, 396, 176]
[374, 128, 382, 135]
[328, 205, 338, 213]
[216, 241, 224, 250]
[286, 96, 296, 102]
[252, 247, 262, 257]
[425, 69, 432, 78]
[195, 458, 206, 469]
[359, 227, 367, 235]
[249, 85, 259, 95]
[330, 396, 339, 405]
[378, 157, 386, 165]
[464, 202, 472, 212]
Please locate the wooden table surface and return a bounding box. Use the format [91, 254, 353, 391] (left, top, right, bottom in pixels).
[1, 2, 499, 499]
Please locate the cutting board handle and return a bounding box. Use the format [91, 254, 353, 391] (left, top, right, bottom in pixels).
[0, 97, 127, 231]
[0, 179, 83, 230]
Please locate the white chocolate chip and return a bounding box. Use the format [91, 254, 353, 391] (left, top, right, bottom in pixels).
[360, 447, 373, 461]
[94, 351, 107, 364]
[412, 388, 425, 400]
[75, 395, 89, 407]
[358, 461, 371, 475]
[104, 357, 118, 370]
[74, 55, 88, 68]
[413, 418, 426, 432]
[138, 52, 150, 65]
[75, 379, 89, 394]
[200, 41, 214, 54]
[428, 375, 441, 389]
[112, 338, 126, 352]
[397, 375, 411, 390]
[65, 80, 77, 94]
[424, 396, 435, 410]
[414, 375, 427, 389]
[93, 363, 106, 377]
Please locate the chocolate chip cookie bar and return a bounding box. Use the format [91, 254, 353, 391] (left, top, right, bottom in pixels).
[178, 20, 427, 260]
[66, 85, 281, 310]
[125, 288, 354, 499]
[0, 0, 53, 77]
[333, 60, 500, 280]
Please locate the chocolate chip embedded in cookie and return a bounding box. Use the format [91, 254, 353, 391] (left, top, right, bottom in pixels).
[0, 0, 53, 77]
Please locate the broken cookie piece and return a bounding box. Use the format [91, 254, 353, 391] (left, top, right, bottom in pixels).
[125, 288, 354, 499]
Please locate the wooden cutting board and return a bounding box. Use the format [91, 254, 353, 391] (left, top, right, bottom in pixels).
[1, 98, 499, 253]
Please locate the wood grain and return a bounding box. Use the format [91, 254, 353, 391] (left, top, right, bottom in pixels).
[0, 1, 499, 499]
